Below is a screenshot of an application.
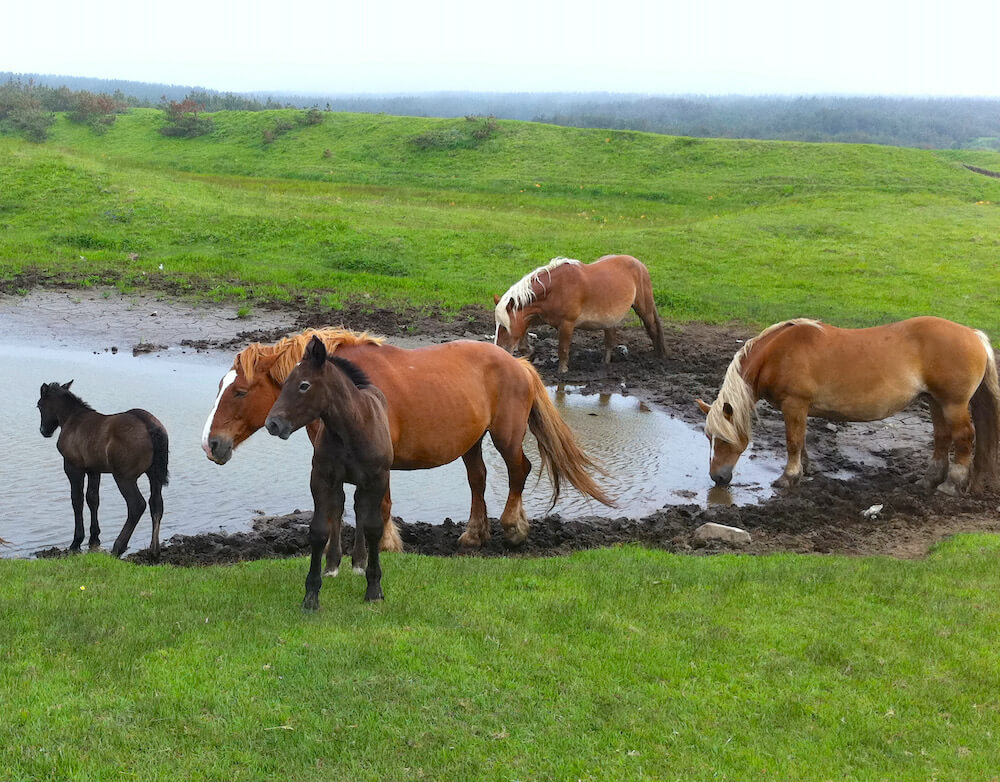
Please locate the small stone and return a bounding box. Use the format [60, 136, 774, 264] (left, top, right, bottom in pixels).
[693, 522, 751, 545]
[825, 423, 838, 432]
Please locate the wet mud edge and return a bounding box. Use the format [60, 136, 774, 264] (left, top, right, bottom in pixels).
[21, 291, 1000, 564]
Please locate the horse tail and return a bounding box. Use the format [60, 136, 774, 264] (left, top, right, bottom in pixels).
[522, 360, 615, 509]
[635, 260, 666, 357]
[971, 331, 1000, 491]
[130, 409, 170, 488]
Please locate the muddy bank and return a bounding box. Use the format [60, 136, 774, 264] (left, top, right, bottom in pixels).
[8, 285, 1000, 563]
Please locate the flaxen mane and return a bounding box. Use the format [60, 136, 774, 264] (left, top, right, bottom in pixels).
[706, 319, 823, 445]
[494, 257, 582, 332]
[235, 328, 384, 384]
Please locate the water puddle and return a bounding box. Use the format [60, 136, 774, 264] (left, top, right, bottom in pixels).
[0, 343, 779, 557]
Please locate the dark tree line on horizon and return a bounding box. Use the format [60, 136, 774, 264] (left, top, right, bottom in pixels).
[3, 71, 998, 150]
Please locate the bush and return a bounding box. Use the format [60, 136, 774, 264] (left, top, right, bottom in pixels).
[159, 97, 214, 138]
[68, 91, 126, 133]
[0, 79, 55, 141]
[411, 115, 500, 151]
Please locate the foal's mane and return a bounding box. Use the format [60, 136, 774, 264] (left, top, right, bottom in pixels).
[235, 328, 384, 384]
[44, 382, 93, 411]
[330, 356, 373, 389]
[706, 319, 823, 445]
[494, 257, 582, 331]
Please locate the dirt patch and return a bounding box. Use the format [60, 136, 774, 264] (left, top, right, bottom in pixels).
[7, 284, 1000, 564]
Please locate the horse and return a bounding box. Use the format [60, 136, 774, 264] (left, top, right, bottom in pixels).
[37, 381, 169, 558]
[265, 336, 393, 608]
[696, 317, 1000, 494]
[201, 328, 612, 574]
[493, 254, 666, 373]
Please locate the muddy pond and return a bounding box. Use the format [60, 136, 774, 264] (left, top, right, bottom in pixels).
[0, 340, 780, 557]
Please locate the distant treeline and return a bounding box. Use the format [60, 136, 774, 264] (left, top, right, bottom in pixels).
[3, 71, 999, 150]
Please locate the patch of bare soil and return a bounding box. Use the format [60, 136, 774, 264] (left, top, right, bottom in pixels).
[7, 284, 998, 563]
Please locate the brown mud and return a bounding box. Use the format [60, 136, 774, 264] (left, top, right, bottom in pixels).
[9, 284, 999, 564]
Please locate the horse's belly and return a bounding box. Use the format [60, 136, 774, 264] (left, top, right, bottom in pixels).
[809, 381, 923, 422]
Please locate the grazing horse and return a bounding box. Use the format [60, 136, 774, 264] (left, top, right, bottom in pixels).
[493, 254, 666, 372]
[266, 337, 392, 608]
[37, 381, 169, 558]
[696, 317, 1000, 494]
[202, 328, 612, 573]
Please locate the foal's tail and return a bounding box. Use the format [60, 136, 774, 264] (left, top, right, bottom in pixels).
[970, 331, 1000, 491]
[522, 361, 615, 510]
[131, 409, 170, 488]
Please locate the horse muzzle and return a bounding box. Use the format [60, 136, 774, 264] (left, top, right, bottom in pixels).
[39, 425, 56, 438]
[204, 435, 233, 464]
[710, 466, 733, 487]
[265, 415, 293, 440]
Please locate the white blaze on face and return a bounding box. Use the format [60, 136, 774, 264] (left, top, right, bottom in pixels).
[202, 369, 237, 455]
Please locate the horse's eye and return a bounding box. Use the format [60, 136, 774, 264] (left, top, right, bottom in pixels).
[298, 381, 310, 392]
[233, 389, 248, 398]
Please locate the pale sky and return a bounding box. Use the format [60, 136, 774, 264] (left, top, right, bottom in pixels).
[6, 0, 999, 96]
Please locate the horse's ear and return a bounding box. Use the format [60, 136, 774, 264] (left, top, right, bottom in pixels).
[40, 383, 49, 398]
[493, 294, 500, 305]
[722, 402, 734, 419]
[305, 335, 328, 367]
[62, 380, 73, 391]
[696, 399, 711, 415]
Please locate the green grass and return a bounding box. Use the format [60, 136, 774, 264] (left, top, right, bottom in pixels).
[2, 538, 999, 781]
[2, 109, 1000, 330]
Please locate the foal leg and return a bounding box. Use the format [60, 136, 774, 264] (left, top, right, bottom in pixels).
[602, 327, 617, 365]
[64, 462, 86, 552]
[775, 400, 809, 488]
[147, 476, 164, 562]
[918, 398, 951, 491]
[458, 439, 491, 547]
[85, 471, 101, 549]
[323, 484, 346, 577]
[557, 320, 576, 373]
[939, 402, 976, 496]
[305, 468, 342, 611]
[356, 475, 389, 602]
[111, 475, 147, 557]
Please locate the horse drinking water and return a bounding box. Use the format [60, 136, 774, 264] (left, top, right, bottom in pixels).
[37, 381, 169, 558]
[494, 254, 666, 372]
[202, 328, 611, 575]
[265, 336, 392, 608]
[696, 317, 1000, 494]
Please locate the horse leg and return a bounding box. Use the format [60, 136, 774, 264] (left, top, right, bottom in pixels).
[633, 291, 665, 358]
[458, 439, 491, 547]
[85, 471, 101, 549]
[557, 320, 576, 373]
[305, 468, 341, 611]
[323, 485, 346, 578]
[939, 402, 976, 496]
[110, 475, 147, 557]
[378, 483, 403, 554]
[355, 475, 389, 602]
[918, 397, 951, 491]
[64, 462, 85, 552]
[148, 476, 164, 562]
[489, 419, 532, 545]
[602, 327, 617, 365]
[774, 400, 809, 488]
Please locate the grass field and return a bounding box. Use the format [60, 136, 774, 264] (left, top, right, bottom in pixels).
[2, 539, 1000, 781]
[2, 109, 1000, 331]
[4, 110, 1000, 780]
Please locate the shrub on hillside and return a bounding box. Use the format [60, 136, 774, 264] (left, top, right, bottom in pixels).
[68, 91, 127, 134]
[411, 115, 500, 151]
[159, 97, 214, 138]
[0, 78, 55, 141]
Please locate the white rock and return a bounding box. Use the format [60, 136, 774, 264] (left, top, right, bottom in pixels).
[693, 522, 751, 545]
[861, 503, 884, 520]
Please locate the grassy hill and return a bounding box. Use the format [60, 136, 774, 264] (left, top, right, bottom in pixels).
[2, 108, 1000, 330]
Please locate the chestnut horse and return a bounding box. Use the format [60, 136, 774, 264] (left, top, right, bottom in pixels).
[696, 317, 1000, 494]
[37, 381, 169, 558]
[202, 328, 612, 571]
[265, 337, 393, 608]
[493, 254, 666, 372]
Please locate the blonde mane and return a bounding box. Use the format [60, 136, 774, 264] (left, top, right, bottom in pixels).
[494, 257, 582, 332]
[235, 327, 384, 384]
[706, 319, 823, 444]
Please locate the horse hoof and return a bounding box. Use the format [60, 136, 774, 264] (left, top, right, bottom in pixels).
[458, 530, 485, 547]
[352, 566, 365, 576]
[936, 482, 959, 497]
[364, 586, 384, 602]
[324, 567, 339, 578]
[772, 475, 799, 489]
[502, 528, 529, 546]
[302, 593, 320, 612]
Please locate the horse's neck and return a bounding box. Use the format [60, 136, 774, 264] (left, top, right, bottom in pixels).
[318, 377, 378, 441]
[57, 397, 94, 425]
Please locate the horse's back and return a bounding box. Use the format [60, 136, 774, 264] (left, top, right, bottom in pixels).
[568, 255, 649, 326]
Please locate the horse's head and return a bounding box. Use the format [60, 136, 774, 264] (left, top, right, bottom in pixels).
[202, 352, 281, 464]
[37, 380, 72, 438]
[493, 294, 532, 355]
[696, 398, 750, 486]
[265, 336, 330, 440]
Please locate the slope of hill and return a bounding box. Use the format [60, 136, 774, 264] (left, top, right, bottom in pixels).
[2, 109, 999, 331]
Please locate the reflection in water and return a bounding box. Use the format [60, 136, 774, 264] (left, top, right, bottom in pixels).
[0, 346, 781, 557]
[707, 486, 735, 506]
